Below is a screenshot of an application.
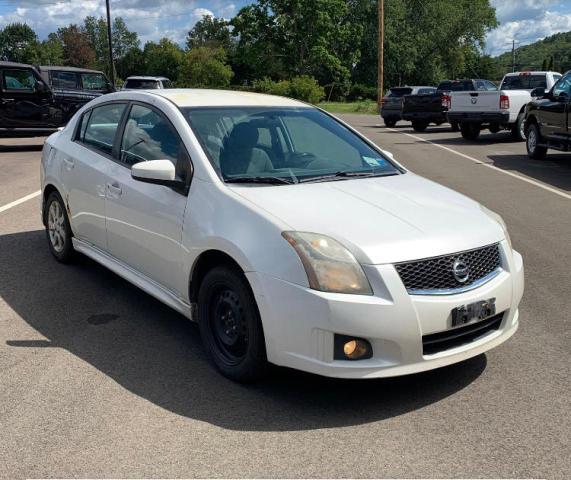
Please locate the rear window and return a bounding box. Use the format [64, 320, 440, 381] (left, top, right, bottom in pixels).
[388, 87, 413, 97]
[417, 88, 436, 94]
[500, 74, 547, 90]
[125, 79, 160, 89]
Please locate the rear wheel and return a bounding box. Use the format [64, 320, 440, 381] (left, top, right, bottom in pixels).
[412, 120, 428, 132]
[460, 122, 481, 140]
[450, 121, 460, 132]
[45, 191, 75, 263]
[526, 123, 547, 160]
[511, 113, 526, 141]
[198, 266, 268, 382]
[384, 119, 397, 128]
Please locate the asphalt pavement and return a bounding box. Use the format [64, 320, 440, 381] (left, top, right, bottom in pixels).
[0, 117, 569, 479]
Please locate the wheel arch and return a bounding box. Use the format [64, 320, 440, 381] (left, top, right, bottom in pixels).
[42, 184, 62, 226]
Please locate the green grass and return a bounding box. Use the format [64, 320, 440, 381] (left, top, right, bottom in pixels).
[317, 100, 379, 115]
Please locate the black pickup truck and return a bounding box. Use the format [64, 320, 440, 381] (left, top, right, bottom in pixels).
[0, 61, 113, 137]
[402, 80, 486, 132]
[524, 70, 571, 160]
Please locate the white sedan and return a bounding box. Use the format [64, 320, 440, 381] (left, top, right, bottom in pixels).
[40, 89, 524, 381]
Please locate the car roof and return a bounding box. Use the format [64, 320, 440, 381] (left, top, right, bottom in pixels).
[126, 76, 170, 81]
[503, 71, 560, 76]
[38, 65, 105, 74]
[0, 60, 36, 69]
[129, 89, 309, 108]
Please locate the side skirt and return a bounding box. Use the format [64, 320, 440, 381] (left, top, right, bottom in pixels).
[72, 238, 193, 320]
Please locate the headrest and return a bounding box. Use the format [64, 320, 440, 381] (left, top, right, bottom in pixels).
[226, 122, 259, 150]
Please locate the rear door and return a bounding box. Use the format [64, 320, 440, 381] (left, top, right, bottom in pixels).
[105, 102, 191, 296]
[0, 67, 53, 128]
[62, 102, 127, 249]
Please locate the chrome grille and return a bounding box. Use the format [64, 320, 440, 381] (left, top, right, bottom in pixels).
[395, 243, 501, 294]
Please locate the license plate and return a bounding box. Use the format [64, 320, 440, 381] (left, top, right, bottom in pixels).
[451, 298, 496, 327]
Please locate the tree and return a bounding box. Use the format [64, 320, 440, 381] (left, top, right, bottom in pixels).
[178, 47, 233, 87]
[143, 38, 184, 80]
[20, 34, 64, 65]
[186, 15, 233, 51]
[231, 0, 363, 85]
[57, 25, 96, 68]
[0, 23, 37, 62]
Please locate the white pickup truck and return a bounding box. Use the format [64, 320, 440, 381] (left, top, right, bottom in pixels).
[448, 71, 562, 141]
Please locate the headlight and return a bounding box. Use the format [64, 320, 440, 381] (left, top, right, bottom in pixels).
[481, 205, 512, 250]
[282, 231, 373, 295]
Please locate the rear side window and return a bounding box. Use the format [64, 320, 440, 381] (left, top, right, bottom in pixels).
[3, 69, 35, 90]
[81, 103, 126, 155]
[52, 71, 78, 89]
[501, 75, 546, 90]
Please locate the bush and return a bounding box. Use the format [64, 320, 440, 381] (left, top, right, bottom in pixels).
[346, 83, 377, 102]
[251, 75, 325, 103]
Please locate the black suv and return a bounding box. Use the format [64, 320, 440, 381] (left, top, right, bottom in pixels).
[525, 70, 571, 159]
[0, 62, 114, 137]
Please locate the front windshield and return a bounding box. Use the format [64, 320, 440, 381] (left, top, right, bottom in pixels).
[183, 107, 400, 183]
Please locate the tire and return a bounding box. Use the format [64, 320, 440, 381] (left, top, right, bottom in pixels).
[198, 265, 268, 382]
[412, 120, 428, 132]
[384, 119, 396, 128]
[526, 123, 548, 160]
[45, 191, 75, 263]
[450, 121, 460, 132]
[460, 122, 481, 140]
[511, 113, 526, 141]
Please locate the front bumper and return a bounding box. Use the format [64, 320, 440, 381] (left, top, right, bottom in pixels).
[247, 241, 524, 378]
[447, 111, 510, 126]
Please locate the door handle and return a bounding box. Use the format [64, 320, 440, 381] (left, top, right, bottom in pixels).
[107, 182, 122, 197]
[62, 157, 74, 169]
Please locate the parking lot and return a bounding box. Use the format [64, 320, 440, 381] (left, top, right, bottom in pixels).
[1, 115, 570, 479]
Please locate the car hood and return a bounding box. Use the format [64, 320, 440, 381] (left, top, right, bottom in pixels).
[229, 173, 505, 265]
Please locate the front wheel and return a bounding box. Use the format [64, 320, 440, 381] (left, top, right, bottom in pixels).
[412, 120, 428, 132]
[526, 123, 547, 160]
[198, 266, 268, 382]
[45, 191, 75, 263]
[460, 122, 481, 140]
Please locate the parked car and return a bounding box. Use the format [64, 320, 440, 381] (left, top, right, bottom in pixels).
[0, 61, 61, 137]
[41, 89, 524, 382]
[448, 72, 561, 141]
[122, 76, 172, 90]
[380, 86, 435, 127]
[525, 70, 571, 160]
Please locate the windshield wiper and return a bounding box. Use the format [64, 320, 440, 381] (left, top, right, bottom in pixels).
[299, 170, 397, 183]
[224, 175, 296, 185]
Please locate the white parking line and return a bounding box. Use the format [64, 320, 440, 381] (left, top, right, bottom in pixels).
[0, 190, 41, 214]
[388, 129, 571, 201]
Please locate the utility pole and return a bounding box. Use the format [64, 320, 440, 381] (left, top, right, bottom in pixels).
[377, 0, 384, 109]
[105, 0, 116, 87]
[511, 39, 516, 73]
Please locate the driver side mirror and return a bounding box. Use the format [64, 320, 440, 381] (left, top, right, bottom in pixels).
[131, 159, 184, 188]
[531, 87, 547, 98]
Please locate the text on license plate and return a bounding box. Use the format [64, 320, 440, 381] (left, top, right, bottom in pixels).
[451, 297, 496, 327]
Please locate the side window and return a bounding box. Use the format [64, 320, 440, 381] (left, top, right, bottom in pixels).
[82, 103, 126, 155]
[76, 110, 92, 141]
[81, 73, 109, 91]
[3, 69, 35, 91]
[553, 74, 571, 98]
[52, 71, 78, 89]
[120, 104, 184, 168]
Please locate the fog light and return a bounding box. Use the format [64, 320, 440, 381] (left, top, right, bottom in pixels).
[334, 334, 373, 361]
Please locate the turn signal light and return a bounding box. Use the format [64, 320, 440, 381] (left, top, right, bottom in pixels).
[334, 334, 373, 361]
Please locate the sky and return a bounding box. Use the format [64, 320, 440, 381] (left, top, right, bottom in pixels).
[1, 0, 571, 56]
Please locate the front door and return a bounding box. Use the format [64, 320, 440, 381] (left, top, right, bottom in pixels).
[105, 102, 190, 297]
[0, 67, 54, 129]
[540, 73, 571, 139]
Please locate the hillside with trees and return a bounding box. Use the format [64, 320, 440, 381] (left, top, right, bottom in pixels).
[493, 31, 571, 77]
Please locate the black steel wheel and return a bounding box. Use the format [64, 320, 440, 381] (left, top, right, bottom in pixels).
[198, 266, 268, 382]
